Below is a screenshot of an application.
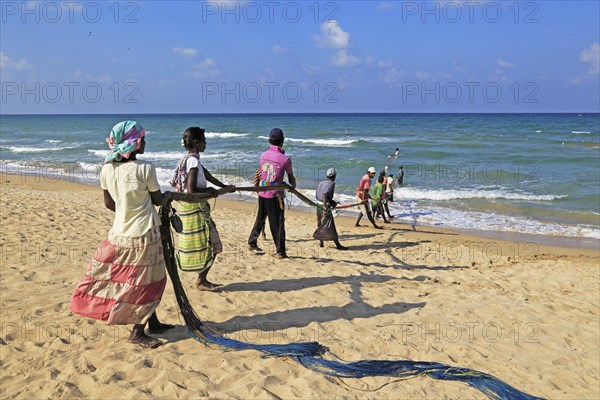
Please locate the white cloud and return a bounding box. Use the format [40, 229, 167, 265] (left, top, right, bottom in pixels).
[377, 60, 392, 68]
[272, 44, 289, 54]
[452, 58, 466, 73]
[95, 74, 112, 83]
[302, 65, 322, 74]
[173, 47, 199, 58]
[317, 20, 350, 49]
[489, 68, 508, 81]
[377, 1, 395, 10]
[330, 49, 360, 67]
[12, 60, 32, 71]
[380, 67, 404, 84]
[415, 71, 430, 80]
[580, 42, 600, 74]
[497, 58, 515, 68]
[192, 58, 220, 78]
[316, 21, 361, 67]
[0, 52, 33, 71]
[489, 58, 514, 81]
[335, 76, 351, 90]
[414, 70, 453, 81]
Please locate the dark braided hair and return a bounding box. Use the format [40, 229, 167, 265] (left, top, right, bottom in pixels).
[182, 127, 206, 151]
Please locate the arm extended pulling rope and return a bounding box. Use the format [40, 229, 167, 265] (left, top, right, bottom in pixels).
[169, 184, 292, 203]
[168, 184, 365, 211]
[169, 184, 321, 208]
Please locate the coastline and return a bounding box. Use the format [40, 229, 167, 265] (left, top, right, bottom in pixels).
[3, 169, 597, 252]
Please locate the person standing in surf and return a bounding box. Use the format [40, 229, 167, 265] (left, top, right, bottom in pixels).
[355, 167, 383, 229]
[397, 165, 404, 186]
[382, 171, 395, 220]
[371, 175, 390, 224]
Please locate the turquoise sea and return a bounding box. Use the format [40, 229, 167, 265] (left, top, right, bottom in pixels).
[1, 113, 599, 241]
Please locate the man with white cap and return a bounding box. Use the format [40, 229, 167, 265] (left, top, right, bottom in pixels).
[355, 166, 383, 229]
[314, 167, 348, 250]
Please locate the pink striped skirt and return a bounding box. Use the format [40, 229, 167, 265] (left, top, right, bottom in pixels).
[69, 226, 167, 325]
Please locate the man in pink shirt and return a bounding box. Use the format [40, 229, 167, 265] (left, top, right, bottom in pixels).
[248, 128, 296, 258]
[355, 166, 383, 229]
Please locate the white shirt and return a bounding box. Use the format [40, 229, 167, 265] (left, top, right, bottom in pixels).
[185, 156, 207, 192]
[385, 177, 395, 194]
[101, 160, 161, 237]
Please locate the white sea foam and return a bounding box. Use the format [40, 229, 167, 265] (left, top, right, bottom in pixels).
[88, 149, 183, 160]
[88, 149, 187, 160]
[88, 149, 110, 157]
[1, 157, 597, 240]
[2, 145, 78, 153]
[304, 190, 598, 239]
[138, 151, 183, 160]
[358, 136, 400, 144]
[205, 132, 248, 139]
[156, 167, 175, 185]
[257, 136, 357, 146]
[572, 131, 591, 134]
[78, 162, 102, 170]
[396, 187, 566, 201]
[87, 149, 252, 162]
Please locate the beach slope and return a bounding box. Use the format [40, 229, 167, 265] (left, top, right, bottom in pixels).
[1, 174, 598, 399]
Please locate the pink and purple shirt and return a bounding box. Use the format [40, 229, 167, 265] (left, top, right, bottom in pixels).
[356, 174, 372, 200]
[258, 145, 293, 198]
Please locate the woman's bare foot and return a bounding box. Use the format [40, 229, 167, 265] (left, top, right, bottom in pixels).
[196, 280, 222, 292]
[147, 312, 175, 334]
[148, 322, 175, 334]
[128, 324, 163, 348]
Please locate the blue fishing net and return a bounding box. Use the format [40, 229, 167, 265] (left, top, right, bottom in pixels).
[159, 206, 543, 400]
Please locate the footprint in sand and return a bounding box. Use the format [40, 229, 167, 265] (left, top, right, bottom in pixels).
[49, 368, 61, 379]
[96, 370, 123, 384]
[75, 359, 96, 374]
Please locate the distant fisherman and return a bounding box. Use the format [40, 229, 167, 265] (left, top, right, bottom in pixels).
[371, 175, 390, 224]
[397, 165, 404, 186]
[314, 167, 348, 250]
[355, 167, 383, 229]
[383, 171, 395, 219]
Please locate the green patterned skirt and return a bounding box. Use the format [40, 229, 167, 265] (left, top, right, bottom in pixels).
[176, 201, 222, 272]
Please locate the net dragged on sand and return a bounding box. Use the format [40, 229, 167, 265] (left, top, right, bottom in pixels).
[159, 202, 543, 400]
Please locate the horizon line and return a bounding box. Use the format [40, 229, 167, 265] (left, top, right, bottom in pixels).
[2, 112, 599, 116]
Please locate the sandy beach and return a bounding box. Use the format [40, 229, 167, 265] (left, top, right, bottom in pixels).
[1, 172, 599, 399]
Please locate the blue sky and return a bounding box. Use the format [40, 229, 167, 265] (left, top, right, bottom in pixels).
[1, 0, 599, 113]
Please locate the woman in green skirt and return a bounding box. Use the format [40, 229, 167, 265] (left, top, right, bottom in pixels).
[171, 127, 234, 291]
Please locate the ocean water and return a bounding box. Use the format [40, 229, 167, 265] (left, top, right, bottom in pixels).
[1, 113, 599, 241]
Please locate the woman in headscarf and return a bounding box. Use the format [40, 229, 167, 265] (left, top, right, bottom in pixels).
[70, 120, 173, 349]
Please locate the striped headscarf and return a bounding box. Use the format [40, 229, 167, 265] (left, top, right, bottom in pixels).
[105, 120, 145, 163]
